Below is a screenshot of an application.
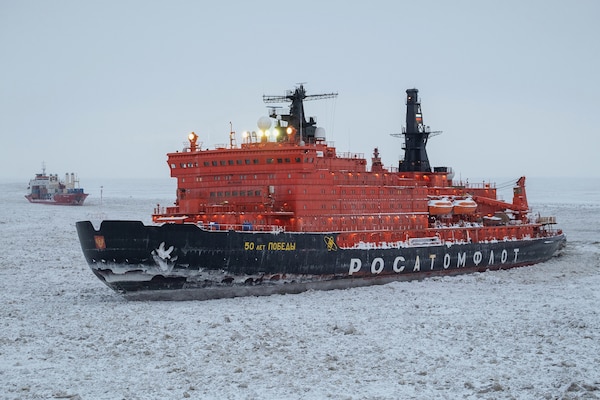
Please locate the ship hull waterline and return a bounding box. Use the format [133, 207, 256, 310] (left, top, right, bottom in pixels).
[76, 220, 566, 301]
[25, 194, 88, 205]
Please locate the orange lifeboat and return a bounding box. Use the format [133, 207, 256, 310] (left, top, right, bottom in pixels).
[428, 197, 453, 215]
[452, 197, 477, 214]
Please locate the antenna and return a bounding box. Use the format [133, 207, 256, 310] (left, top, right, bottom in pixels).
[262, 84, 338, 144]
[229, 122, 237, 149]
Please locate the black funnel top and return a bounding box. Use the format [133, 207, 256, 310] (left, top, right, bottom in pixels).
[399, 89, 431, 172]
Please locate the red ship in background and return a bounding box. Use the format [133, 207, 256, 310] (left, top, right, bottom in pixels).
[26, 164, 88, 205]
[76, 86, 565, 300]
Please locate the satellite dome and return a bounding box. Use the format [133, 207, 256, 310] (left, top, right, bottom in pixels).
[257, 116, 272, 131]
[315, 127, 326, 139]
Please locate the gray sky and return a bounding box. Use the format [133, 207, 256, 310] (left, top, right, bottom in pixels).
[1, 0, 598, 182]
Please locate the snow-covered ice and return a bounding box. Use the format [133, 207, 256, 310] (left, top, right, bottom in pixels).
[1, 178, 599, 399]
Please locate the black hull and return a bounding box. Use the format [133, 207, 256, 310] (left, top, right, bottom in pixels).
[76, 220, 566, 301]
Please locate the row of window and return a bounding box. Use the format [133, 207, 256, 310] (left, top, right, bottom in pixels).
[182, 170, 399, 181]
[200, 184, 419, 196]
[205, 190, 417, 210]
[210, 191, 262, 197]
[173, 157, 315, 169]
[181, 173, 409, 189]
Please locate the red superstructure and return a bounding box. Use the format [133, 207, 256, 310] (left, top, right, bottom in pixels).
[77, 86, 565, 299]
[153, 86, 558, 247]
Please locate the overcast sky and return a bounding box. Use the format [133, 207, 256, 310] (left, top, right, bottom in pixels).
[1, 0, 598, 182]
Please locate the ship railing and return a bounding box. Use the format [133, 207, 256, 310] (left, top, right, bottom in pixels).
[337, 152, 365, 160]
[457, 181, 497, 189]
[536, 216, 557, 225]
[197, 221, 286, 233]
[407, 237, 443, 247]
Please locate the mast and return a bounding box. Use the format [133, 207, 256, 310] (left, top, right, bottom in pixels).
[263, 84, 337, 144]
[399, 88, 432, 172]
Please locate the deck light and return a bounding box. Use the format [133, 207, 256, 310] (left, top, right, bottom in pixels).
[188, 132, 198, 151]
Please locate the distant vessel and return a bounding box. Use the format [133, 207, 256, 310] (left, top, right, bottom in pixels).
[25, 165, 88, 205]
[76, 86, 565, 300]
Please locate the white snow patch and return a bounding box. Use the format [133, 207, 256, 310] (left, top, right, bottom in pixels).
[1, 179, 599, 399]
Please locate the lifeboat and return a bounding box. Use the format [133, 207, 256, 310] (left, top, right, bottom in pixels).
[428, 198, 453, 215]
[452, 197, 477, 214]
